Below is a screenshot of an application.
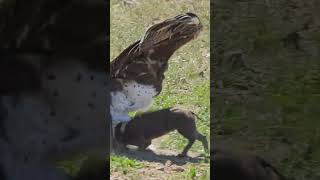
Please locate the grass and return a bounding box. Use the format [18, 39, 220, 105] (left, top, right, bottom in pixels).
[110, 155, 145, 172]
[110, 0, 210, 179]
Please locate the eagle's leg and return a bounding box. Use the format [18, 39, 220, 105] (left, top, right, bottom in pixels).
[110, 91, 133, 122]
[111, 113, 131, 122]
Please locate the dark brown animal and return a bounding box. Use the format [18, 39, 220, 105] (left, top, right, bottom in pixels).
[114, 108, 209, 157]
[212, 148, 287, 180]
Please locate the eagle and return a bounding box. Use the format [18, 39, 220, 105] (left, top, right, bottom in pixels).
[110, 13, 203, 123]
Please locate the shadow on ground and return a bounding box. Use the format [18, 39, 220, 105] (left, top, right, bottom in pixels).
[113, 148, 206, 166]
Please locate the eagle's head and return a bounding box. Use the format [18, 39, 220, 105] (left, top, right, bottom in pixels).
[139, 12, 203, 60]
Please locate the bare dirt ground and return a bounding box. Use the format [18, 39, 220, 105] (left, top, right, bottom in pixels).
[110, 138, 209, 180]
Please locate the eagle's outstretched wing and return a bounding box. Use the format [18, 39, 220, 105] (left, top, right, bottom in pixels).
[110, 13, 203, 85]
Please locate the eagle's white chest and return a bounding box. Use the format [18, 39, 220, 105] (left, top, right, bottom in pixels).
[110, 81, 157, 122]
[123, 81, 157, 109]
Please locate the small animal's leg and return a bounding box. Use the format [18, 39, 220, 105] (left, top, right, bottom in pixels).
[178, 139, 195, 157]
[132, 136, 147, 151]
[122, 137, 144, 152]
[196, 132, 209, 154]
[142, 139, 151, 149]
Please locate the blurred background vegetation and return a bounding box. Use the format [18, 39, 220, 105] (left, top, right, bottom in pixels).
[212, 0, 320, 179]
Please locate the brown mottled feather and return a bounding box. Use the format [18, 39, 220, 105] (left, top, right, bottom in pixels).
[111, 13, 202, 93]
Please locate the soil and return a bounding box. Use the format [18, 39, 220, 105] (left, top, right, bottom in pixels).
[110, 138, 209, 180]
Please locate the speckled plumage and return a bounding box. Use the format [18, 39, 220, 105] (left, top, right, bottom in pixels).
[0, 54, 109, 179]
[110, 13, 203, 122]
